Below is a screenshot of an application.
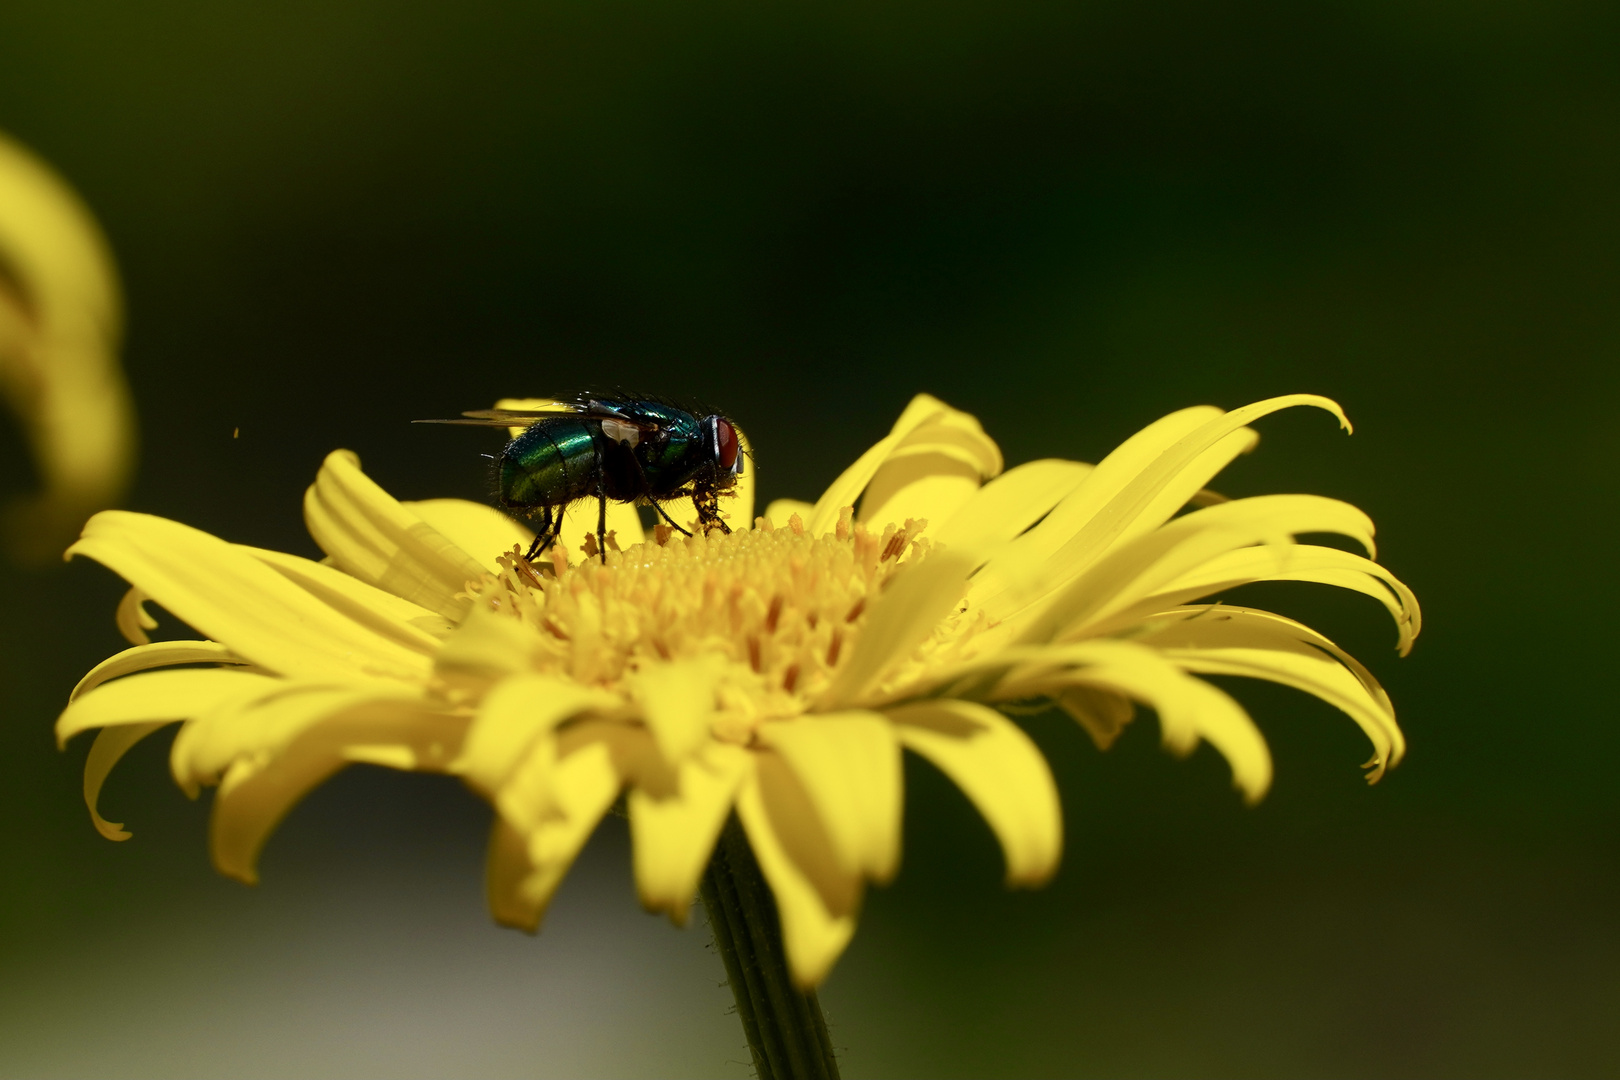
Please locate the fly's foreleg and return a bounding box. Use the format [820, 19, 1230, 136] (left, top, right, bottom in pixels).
[651, 500, 694, 537]
[693, 487, 731, 535]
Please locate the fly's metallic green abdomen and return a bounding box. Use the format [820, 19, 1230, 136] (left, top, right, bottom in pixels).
[498, 417, 602, 509]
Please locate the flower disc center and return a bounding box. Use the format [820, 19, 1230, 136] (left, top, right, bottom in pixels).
[482, 509, 932, 737]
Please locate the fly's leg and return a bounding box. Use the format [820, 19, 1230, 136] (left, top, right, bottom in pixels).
[523, 504, 556, 562]
[619, 451, 693, 538]
[693, 486, 731, 535]
[651, 500, 693, 537]
[593, 439, 609, 562]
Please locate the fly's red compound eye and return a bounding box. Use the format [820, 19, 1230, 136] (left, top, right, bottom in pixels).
[714, 417, 740, 471]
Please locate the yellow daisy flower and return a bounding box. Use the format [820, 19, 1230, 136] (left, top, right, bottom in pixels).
[0, 130, 135, 562]
[58, 392, 1415, 999]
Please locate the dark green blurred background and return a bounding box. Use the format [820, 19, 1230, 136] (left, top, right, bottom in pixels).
[2, 2, 1617, 1076]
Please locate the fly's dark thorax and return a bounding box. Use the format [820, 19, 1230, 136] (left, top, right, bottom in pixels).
[599, 436, 650, 501]
[634, 430, 711, 498]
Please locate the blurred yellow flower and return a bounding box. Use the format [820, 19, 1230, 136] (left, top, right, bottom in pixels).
[0, 131, 135, 562]
[58, 392, 1415, 988]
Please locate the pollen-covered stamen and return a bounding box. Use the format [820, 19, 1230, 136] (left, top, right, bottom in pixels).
[479, 508, 970, 741]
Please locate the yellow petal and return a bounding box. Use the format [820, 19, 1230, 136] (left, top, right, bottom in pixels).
[1132, 544, 1421, 655]
[807, 393, 982, 535]
[966, 406, 1222, 612]
[68, 511, 433, 684]
[71, 639, 247, 702]
[858, 407, 1003, 529]
[211, 752, 346, 884]
[454, 672, 617, 797]
[115, 586, 158, 645]
[1064, 396, 1347, 575]
[57, 667, 279, 841]
[931, 459, 1093, 564]
[757, 712, 902, 882]
[57, 667, 280, 747]
[630, 743, 752, 923]
[509, 721, 651, 922]
[822, 548, 976, 707]
[762, 498, 814, 528]
[433, 599, 543, 689]
[487, 815, 543, 930]
[865, 466, 978, 534]
[885, 699, 1062, 886]
[1136, 605, 1405, 781]
[629, 656, 721, 766]
[243, 545, 452, 647]
[491, 724, 559, 834]
[303, 449, 488, 621]
[185, 689, 462, 882]
[1054, 685, 1136, 751]
[887, 401, 1002, 476]
[494, 719, 660, 835]
[994, 639, 1273, 802]
[170, 682, 449, 800]
[1108, 428, 1259, 557]
[0, 131, 134, 563]
[83, 722, 170, 840]
[404, 498, 535, 573]
[210, 701, 458, 884]
[1013, 493, 1377, 646]
[972, 397, 1347, 621]
[736, 757, 857, 989]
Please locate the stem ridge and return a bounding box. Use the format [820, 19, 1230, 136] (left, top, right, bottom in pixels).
[700, 816, 841, 1080]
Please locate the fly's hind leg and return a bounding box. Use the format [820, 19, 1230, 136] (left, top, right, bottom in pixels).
[592, 439, 610, 562]
[523, 504, 556, 563]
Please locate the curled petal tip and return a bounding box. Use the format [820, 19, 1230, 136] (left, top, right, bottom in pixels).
[1004, 865, 1059, 890]
[491, 911, 543, 934]
[218, 865, 259, 886]
[1310, 394, 1352, 433]
[1236, 770, 1272, 807]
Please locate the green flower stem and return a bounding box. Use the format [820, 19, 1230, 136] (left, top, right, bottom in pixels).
[700, 816, 841, 1080]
